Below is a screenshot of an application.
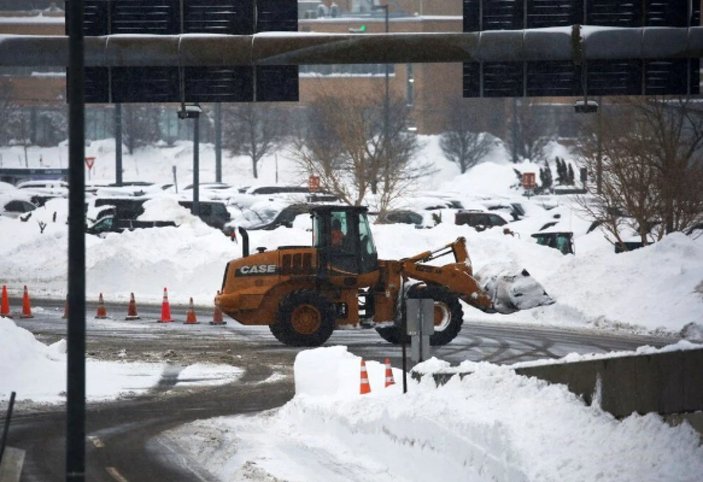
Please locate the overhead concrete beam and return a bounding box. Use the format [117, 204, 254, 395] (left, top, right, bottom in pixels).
[0, 27, 702, 67]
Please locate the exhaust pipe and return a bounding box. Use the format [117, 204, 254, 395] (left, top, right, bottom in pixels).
[238, 227, 249, 257]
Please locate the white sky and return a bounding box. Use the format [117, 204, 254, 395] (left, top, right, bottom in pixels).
[1, 137, 702, 480]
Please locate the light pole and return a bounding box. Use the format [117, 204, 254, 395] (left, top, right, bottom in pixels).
[372, 3, 389, 195]
[179, 103, 203, 216]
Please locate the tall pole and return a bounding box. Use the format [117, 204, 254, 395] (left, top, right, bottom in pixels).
[193, 114, 200, 216]
[115, 104, 123, 186]
[373, 4, 389, 195]
[215, 103, 222, 183]
[596, 96, 603, 195]
[66, 0, 86, 480]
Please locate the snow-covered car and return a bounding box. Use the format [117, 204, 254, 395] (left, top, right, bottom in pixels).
[375, 209, 438, 229]
[182, 182, 238, 201]
[531, 231, 574, 255]
[86, 215, 177, 237]
[455, 210, 509, 231]
[16, 179, 68, 205]
[0, 196, 37, 219]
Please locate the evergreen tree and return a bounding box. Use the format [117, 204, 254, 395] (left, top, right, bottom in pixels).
[555, 156, 566, 184]
[567, 163, 575, 185]
[541, 159, 553, 191]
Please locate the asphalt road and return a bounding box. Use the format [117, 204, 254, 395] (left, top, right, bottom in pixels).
[3, 297, 678, 481]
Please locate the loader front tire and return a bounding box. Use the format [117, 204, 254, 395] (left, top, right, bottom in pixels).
[375, 285, 464, 347]
[271, 290, 336, 347]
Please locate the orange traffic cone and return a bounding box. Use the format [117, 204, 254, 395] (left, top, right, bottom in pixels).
[184, 297, 199, 325]
[62, 295, 68, 319]
[360, 359, 371, 395]
[95, 292, 108, 319]
[125, 292, 140, 320]
[158, 287, 172, 323]
[210, 291, 226, 325]
[1, 285, 11, 318]
[20, 285, 33, 319]
[384, 358, 396, 388]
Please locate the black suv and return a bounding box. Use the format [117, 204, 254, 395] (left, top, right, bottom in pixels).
[455, 211, 508, 231]
[178, 201, 231, 230]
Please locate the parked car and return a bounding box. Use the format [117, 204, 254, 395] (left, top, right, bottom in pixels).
[454, 210, 508, 231]
[16, 179, 68, 206]
[86, 215, 177, 236]
[485, 201, 526, 221]
[531, 231, 574, 255]
[16, 179, 68, 195]
[244, 185, 339, 203]
[244, 204, 313, 230]
[614, 240, 649, 253]
[375, 209, 438, 228]
[92, 197, 149, 220]
[178, 200, 231, 230]
[1, 196, 37, 219]
[88, 196, 230, 232]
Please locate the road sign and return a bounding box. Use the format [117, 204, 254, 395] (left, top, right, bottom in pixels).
[308, 175, 320, 192]
[69, 0, 298, 103]
[463, 0, 700, 97]
[522, 172, 536, 190]
[84, 157, 95, 170]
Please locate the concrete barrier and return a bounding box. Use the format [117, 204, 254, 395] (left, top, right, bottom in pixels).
[417, 347, 703, 418]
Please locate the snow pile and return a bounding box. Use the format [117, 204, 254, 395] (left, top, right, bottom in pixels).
[543, 233, 703, 332]
[165, 347, 703, 482]
[0, 317, 243, 403]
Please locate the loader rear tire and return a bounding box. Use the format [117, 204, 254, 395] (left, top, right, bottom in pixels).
[375, 285, 464, 347]
[271, 290, 336, 347]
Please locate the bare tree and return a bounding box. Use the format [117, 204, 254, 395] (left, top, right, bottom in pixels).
[506, 99, 552, 163]
[439, 100, 495, 173]
[122, 105, 162, 155]
[223, 103, 286, 179]
[577, 97, 703, 245]
[0, 78, 17, 145]
[375, 97, 426, 212]
[295, 91, 424, 213]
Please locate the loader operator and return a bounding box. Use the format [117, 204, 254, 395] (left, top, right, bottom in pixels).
[331, 218, 344, 247]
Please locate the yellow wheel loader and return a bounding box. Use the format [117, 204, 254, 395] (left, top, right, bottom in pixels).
[215, 205, 496, 347]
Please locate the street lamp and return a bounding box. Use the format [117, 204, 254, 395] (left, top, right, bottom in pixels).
[178, 103, 203, 216]
[372, 4, 389, 196]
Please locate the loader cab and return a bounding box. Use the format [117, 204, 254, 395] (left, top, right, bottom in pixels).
[312, 206, 378, 275]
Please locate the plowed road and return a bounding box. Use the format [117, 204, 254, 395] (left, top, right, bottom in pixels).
[5, 298, 676, 481]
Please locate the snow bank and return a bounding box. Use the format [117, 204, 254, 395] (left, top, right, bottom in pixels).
[166, 347, 703, 482]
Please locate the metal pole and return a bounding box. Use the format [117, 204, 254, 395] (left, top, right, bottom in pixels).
[383, 6, 389, 178]
[372, 4, 389, 195]
[596, 96, 603, 195]
[192, 114, 200, 216]
[0, 391, 16, 465]
[115, 104, 123, 186]
[511, 98, 519, 163]
[401, 275, 408, 394]
[214, 103, 222, 183]
[66, 0, 86, 480]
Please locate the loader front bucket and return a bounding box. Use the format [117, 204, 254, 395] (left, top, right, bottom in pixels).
[476, 266, 555, 314]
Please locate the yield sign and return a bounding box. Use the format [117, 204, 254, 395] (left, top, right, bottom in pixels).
[85, 156, 96, 169]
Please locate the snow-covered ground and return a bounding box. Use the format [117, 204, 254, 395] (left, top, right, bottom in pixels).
[1, 137, 702, 480]
[0, 315, 243, 404]
[163, 346, 703, 482]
